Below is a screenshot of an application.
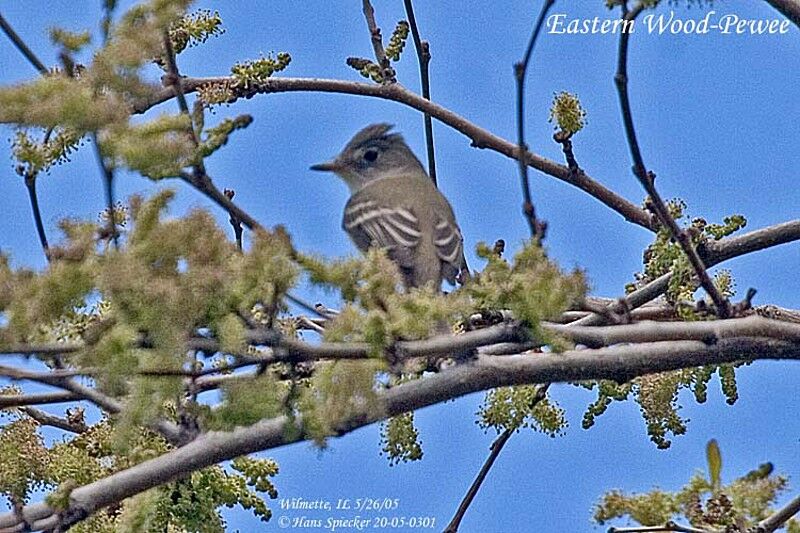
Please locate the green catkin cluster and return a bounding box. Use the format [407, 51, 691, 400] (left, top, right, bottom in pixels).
[549, 91, 587, 135]
[594, 441, 797, 531]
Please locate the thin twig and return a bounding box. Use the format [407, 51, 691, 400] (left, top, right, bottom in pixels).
[0, 12, 48, 74]
[608, 523, 712, 533]
[284, 292, 332, 319]
[444, 384, 550, 532]
[86, 2, 120, 250]
[613, 2, 730, 317]
[554, 130, 580, 171]
[514, 0, 555, 240]
[91, 133, 120, 249]
[443, 428, 513, 533]
[178, 170, 264, 231]
[1, 14, 53, 261]
[163, 31, 271, 242]
[224, 188, 243, 251]
[402, 0, 436, 184]
[361, 0, 395, 83]
[23, 172, 50, 260]
[162, 31, 204, 165]
[162, 33, 192, 120]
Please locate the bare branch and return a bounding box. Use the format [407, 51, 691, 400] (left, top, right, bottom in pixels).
[557, 304, 677, 324]
[135, 77, 655, 231]
[444, 384, 550, 533]
[702, 219, 800, 264]
[573, 272, 671, 327]
[23, 172, 50, 261]
[613, 3, 730, 317]
[443, 428, 513, 533]
[757, 492, 800, 532]
[548, 315, 800, 348]
[608, 522, 712, 533]
[20, 406, 87, 434]
[0, 12, 48, 74]
[0, 391, 81, 408]
[514, 0, 555, 240]
[178, 170, 265, 232]
[764, 0, 800, 27]
[402, 0, 436, 184]
[91, 133, 120, 249]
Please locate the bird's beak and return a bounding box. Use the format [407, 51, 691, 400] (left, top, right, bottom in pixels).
[310, 159, 340, 172]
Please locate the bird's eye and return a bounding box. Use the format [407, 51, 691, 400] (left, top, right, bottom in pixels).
[363, 149, 379, 162]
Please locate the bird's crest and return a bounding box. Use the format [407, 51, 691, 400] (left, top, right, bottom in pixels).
[343, 123, 404, 153]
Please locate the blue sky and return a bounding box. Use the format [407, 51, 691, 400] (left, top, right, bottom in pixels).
[1, 1, 799, 532]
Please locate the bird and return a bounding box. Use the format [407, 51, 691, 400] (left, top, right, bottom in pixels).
[310, 123, 468, 289]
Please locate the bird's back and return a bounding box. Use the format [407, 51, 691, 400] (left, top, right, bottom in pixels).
[343, 174, 464, 288]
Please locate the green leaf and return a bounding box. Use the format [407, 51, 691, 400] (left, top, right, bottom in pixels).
[707, 438, 722, 490]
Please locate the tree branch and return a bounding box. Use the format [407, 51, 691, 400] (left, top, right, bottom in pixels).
[0, 14, 54, 262]
[613, 2, 730, 317]
[6, 316, 799, 394]
[402, 0, 436, 184]
[548, 315, 800, 348]
[23, 172, 50, 261]
[178, 170, 264, 232]
[757, 492, 800, 532]
[134, 76, 656, 232]
[91, 133, 120, 249]
[0, 12, 48, 75]
[702, 219, 800, 264]
[764, 0, 800, 27]
[361, 0, 395, 83]
[608, 523, 712, 533]
[574, 219, 800, 327]
[3, 336, 800, 531]
[443, 384, 550, 533]
[514, 0, 555, 240]
[0, 364, 186, 446]
[0, 391, 81, 408]
[443, 428, 514, 533]
[20, 406, 87, 434]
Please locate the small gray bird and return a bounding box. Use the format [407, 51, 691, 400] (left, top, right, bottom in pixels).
[310, 123, 467, 289]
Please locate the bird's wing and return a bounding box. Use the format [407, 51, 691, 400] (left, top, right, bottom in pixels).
[342, 198, 421, 257]
[433, 214, 465, 283]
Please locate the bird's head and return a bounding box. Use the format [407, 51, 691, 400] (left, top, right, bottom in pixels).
[310, 123, 425, 192]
